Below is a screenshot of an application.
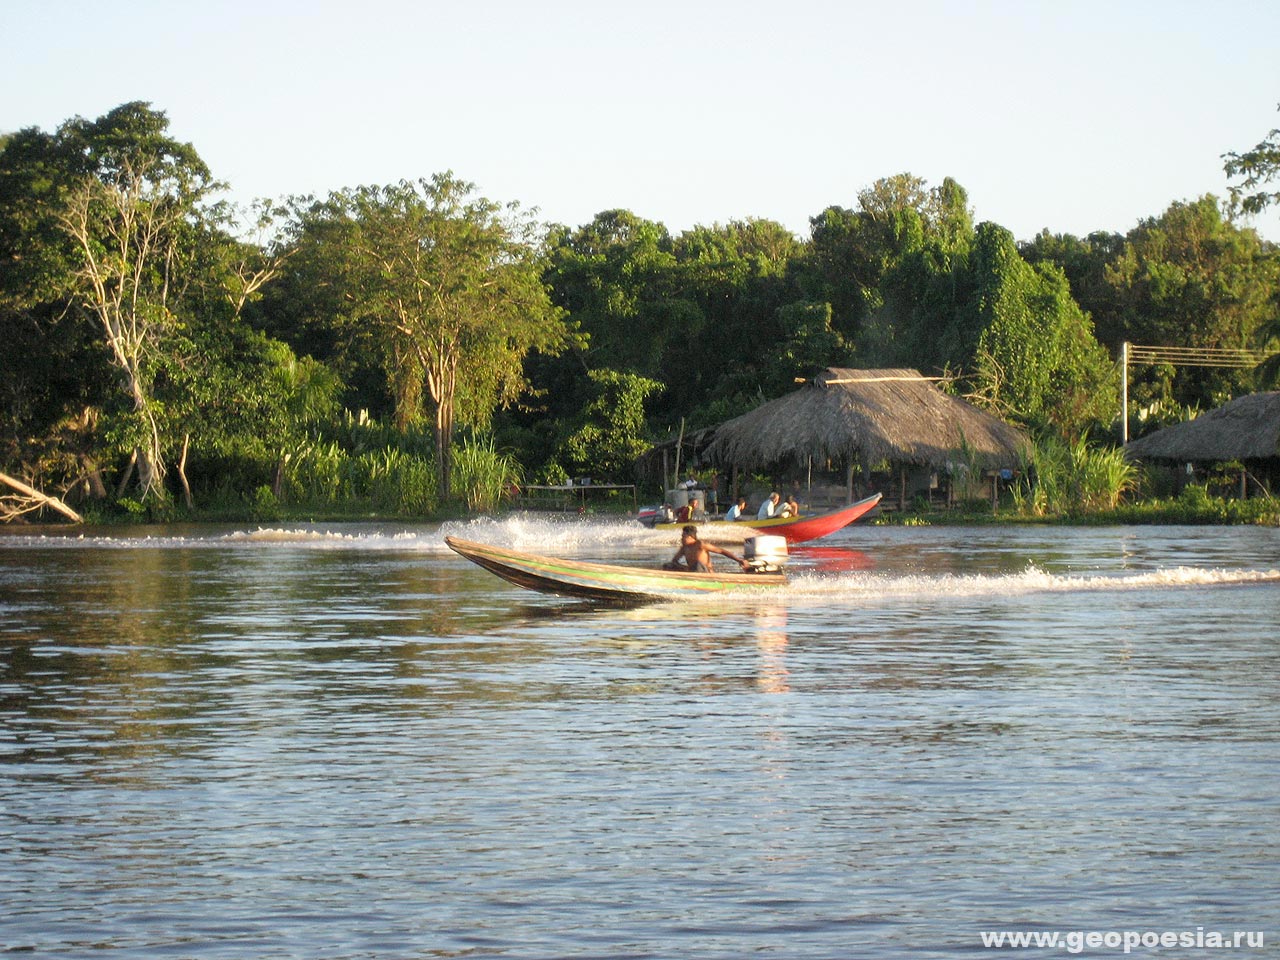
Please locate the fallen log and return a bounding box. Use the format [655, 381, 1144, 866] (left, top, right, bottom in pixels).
[0, 471, 84, 524]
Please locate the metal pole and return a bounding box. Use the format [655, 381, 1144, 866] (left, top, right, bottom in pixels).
[1121, 341, 1129, 444]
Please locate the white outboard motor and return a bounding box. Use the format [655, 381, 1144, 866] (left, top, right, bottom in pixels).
[743, 535, 788, 573]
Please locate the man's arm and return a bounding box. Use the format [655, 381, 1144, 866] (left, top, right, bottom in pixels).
[707, 543, 748, 569]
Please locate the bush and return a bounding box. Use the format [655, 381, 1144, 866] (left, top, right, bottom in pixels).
[1018, 435, 1137, 516]
[354, 449, 438, 515]
[451, 436, 521, 513]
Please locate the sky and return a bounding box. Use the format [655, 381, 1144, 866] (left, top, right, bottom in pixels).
[4, 0, 1279, 242]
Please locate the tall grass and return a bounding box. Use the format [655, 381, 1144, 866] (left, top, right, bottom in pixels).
[1016, 436, 1137, 516]
[451, 436, 522, 513]
[356, 449, 437, 514]
[279, 429, 438, 515]
[271, 414, 520, 516]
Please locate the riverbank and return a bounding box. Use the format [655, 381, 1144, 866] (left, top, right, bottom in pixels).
[13, 491, 1278, 529]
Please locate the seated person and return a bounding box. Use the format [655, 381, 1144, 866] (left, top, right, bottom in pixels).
[724, 496, 748, 521]
[778, 494, 800, 518]
[675, 496, 704, 523]
[664, 525, 749, 573]
[757, 491, 781, 520]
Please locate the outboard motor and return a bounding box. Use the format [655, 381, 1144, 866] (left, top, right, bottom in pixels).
[636, 504, 676, 528]
[743, 535, 788, 573]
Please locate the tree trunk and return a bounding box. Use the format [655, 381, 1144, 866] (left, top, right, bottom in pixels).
[116, 450, 138, 496]
[177, 434, 193, 509]
[435, 402, 453, 501]
[80, 456, 108, 499]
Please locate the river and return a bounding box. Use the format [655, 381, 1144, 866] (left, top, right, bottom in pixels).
[1, 518, 1277, 958]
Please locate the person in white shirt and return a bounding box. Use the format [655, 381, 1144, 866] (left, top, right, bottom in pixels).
[756, 491, 781, 520]
[724, 497, 747, 521]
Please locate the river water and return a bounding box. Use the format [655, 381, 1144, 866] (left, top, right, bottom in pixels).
[1, 518, 1277, 958]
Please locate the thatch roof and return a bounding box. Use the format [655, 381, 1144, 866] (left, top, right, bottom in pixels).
[1124, 392, 1280, 463]
[703, 368, 1031, 470]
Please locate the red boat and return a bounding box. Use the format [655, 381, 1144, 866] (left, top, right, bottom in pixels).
[744, 493, 882, 541]
[644, 492, 882, 543]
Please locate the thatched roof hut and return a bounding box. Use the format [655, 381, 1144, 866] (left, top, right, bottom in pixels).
[704, 368, 1031, 474]
[1123, 392, 1280, 463]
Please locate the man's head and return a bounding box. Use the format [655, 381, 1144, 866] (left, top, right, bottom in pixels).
[681, 524, 698, 540]
[770, 491, 780, 502]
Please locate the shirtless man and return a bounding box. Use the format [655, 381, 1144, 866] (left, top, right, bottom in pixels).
[664, 525, 750, 573]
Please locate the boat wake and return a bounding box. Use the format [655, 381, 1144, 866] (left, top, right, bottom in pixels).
[3, 515, 1276, 605]
[780, 563, 1280, 604]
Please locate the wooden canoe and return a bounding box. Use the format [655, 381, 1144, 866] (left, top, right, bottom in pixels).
[445, 536, 785, 604]
[651, 492, 882, 542]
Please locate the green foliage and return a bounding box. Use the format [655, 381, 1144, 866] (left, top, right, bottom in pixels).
[1106, 484, 1279, 526]
[1015, 435, 1137, 516]
[282, 440, 348, 504]
[251, 485, 280, 521]
[277, 413, 439, 515]
[761, 301, 850, 395]
[557, 369, 663, 480]
[279, 173, 575, 499]
[451, 436, 522, 513]
[966, 224, 1118, 437]
[354, 449, 436, 515]
[1223, 103, 1280, 217]
[1103, 198, 1278, 409]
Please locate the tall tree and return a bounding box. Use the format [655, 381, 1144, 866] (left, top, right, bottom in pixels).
[671, 218, 806, 419]
[804, 174, 974, 354]
[557, 369, 664, 480]
[285, 174, 575, 497]
[1103, 196, 1279, 409]
[2, 102, 222, 502]
[965, 223, 1117, 438]
[1020, 229, 1127, 350]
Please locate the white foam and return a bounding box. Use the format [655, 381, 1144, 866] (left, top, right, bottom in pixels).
[777, 562, 1280, 603]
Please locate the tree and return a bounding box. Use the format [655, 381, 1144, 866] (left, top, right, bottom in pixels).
[1020, 229, 1126, 350]
[1102, 196, 1279, 409]
[285, 174, 576, 498]
[671, 218, 806, 418]
[558, 369, 663, 480]
[760, 302, 849, 396]
[1224, 103, 1280, 216]
[803, 174, 975, 356]
[0, 103, 224, 504]
[965, 223, 1117, 438]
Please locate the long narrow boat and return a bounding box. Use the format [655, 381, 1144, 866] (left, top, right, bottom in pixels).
[445, 536, 785, 604]
[745, 492, 882, 540]
[648, 492, 882, 542]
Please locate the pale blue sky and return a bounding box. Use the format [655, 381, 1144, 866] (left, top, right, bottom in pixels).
[4, 0, 1279, 240]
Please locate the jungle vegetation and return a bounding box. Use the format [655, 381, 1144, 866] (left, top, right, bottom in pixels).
[2, 101, 1278, 522]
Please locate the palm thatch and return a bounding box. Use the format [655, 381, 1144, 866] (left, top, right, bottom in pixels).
[1123, 392, 1280, 463]
[704, 368, 1031, 470]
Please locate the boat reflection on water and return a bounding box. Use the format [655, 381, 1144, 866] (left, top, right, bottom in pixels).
[752, 603, 790, 694]
[791, 545, 875, 573]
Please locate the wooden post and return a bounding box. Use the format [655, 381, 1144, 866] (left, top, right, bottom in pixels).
[1121, 341, 1129, 444]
